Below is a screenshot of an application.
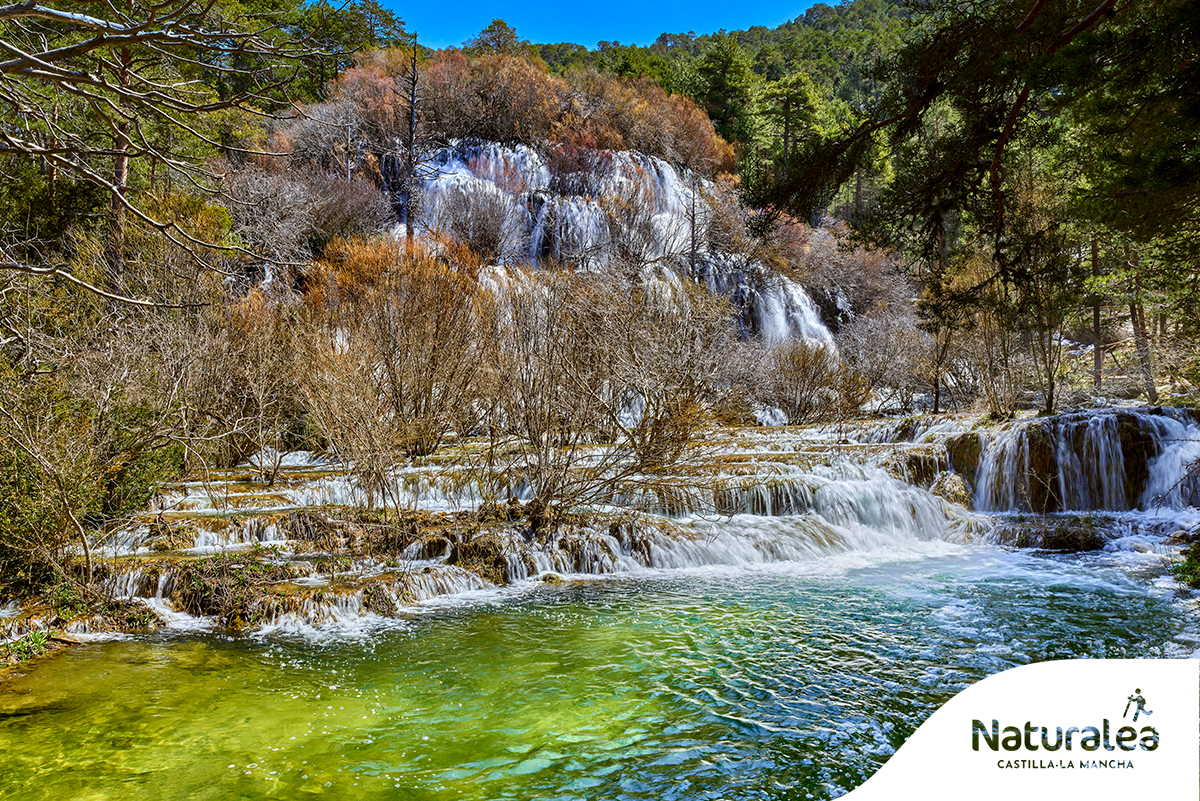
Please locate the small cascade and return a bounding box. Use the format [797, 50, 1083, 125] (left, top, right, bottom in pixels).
[750, 275, 836, 346]
[248, 566, 495, 634]
[972, 408, 1200, 513]
[546, 465, 984, 573]
[611, 463, 977, 534]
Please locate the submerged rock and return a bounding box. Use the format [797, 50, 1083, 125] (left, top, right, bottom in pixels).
[990, 516, 1107, 552]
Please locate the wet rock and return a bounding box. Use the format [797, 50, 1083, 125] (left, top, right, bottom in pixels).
[1114, 412, 1159, 508]
[990, 516, 1106, 552]
[1114, 539, 1154, 553]
[360, 582, 397, 615]
[609, 520, 653, 564]
[415, 536, 452, 560]
[282, 512, 341, 548]
[946, 433, 982, 492]
[902, 447, 946, 487]
[1166, 528, 1200, 545]
[448, 533, 509, 586]
[556, 534, 617, 573]
[929, 471, 972, 509]
[1022, 424, 1061, 514]
[148, 520, 197, 552]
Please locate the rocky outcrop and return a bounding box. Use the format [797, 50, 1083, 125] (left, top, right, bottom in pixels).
[946, 432, 982, 493]
[989, 516, 1106, 552]
[969, 407, 1199, 514]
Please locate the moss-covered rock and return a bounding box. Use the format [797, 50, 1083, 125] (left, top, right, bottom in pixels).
[991, 515, 1106, 552]
[170, 554, 296, 627]
[930, 471, 972, 508]
[1022, 424, 1061, 514]
[946, 432, 982, 492]
[1173, 540, 1200, 588]
[897, 446, 947, 488]
[282, 511, 343, 549]
[361, 582, 398, 615]
[448, 533, 509, 586]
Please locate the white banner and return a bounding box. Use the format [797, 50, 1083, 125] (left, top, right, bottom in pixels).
[845, 659, 1199, 799]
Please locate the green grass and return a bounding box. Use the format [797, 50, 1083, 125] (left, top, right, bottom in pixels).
[3, 629, 52, 664]
[1173, 541, 1200, 589]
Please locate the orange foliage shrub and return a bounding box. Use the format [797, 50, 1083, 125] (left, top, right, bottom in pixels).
[422, 52, 567, 144]
[309, 235, 486, 315]
[310, 236, 400, 311]
[300, 236, 492, 461]
[335, 65, 404, 144]
[420, 53, 736, 175]
[557, 71, 736, 176]
[546, 130, 613, 196]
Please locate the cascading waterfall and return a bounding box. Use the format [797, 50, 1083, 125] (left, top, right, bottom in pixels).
[4, 459, 985, 636]
[418, 140, 834, 346]
[972, 407, 1200, 513]
[11, 407, 1196, 638]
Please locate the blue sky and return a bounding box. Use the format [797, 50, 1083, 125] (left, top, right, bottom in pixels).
[395, 2, 820, 50]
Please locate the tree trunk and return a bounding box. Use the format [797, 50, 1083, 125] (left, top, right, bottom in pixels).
[1091, 232, 1102, 390]
[1043, 343, 1055, 415]
[781, 99, 791, 175]
[854, 165, 863, 220]
[688, 178, 698, 276]
[404, 41, 419, 251]
[106, 48, 133, 297]
[1130, 302, 1158, 403]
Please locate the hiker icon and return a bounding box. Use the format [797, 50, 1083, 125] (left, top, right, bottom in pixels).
[1124, 689, 1153, 722]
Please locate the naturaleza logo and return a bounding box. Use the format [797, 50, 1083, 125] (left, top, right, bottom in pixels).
[972, 688, 1160, 770]
[838, 661, 1196, 800]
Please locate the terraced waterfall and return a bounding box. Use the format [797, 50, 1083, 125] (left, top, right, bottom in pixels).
[2, 407, 1198, 800]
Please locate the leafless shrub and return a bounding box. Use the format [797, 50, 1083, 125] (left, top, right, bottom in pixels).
[600, 174, 687, 276]
[591, 275, 734, 469]
[359, 255, 490, 457]
[301, 170, 394, 252]
[297, 240, 489, 506]
[422, 52, 567, 144]
[759, 342, 871, 424]
[224, 167, 317, 264]
[473, 270, 606, 525]
[429, 183, 528, 262]
[776, 222, 909, 331]
[297, 315, 400, 507]
[472, 269, 733, 527]
[224, 165, 392, 264]
[704, 179, 755, 259]
[277, 101, 355, 172]
[836, 309, 927, 413]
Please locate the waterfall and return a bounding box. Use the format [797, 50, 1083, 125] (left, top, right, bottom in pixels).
[972, 408, 1200, 513]
[415, 140, 835, 346]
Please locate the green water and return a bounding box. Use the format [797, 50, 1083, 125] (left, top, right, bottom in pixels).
[0, 548, 1188, 800]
